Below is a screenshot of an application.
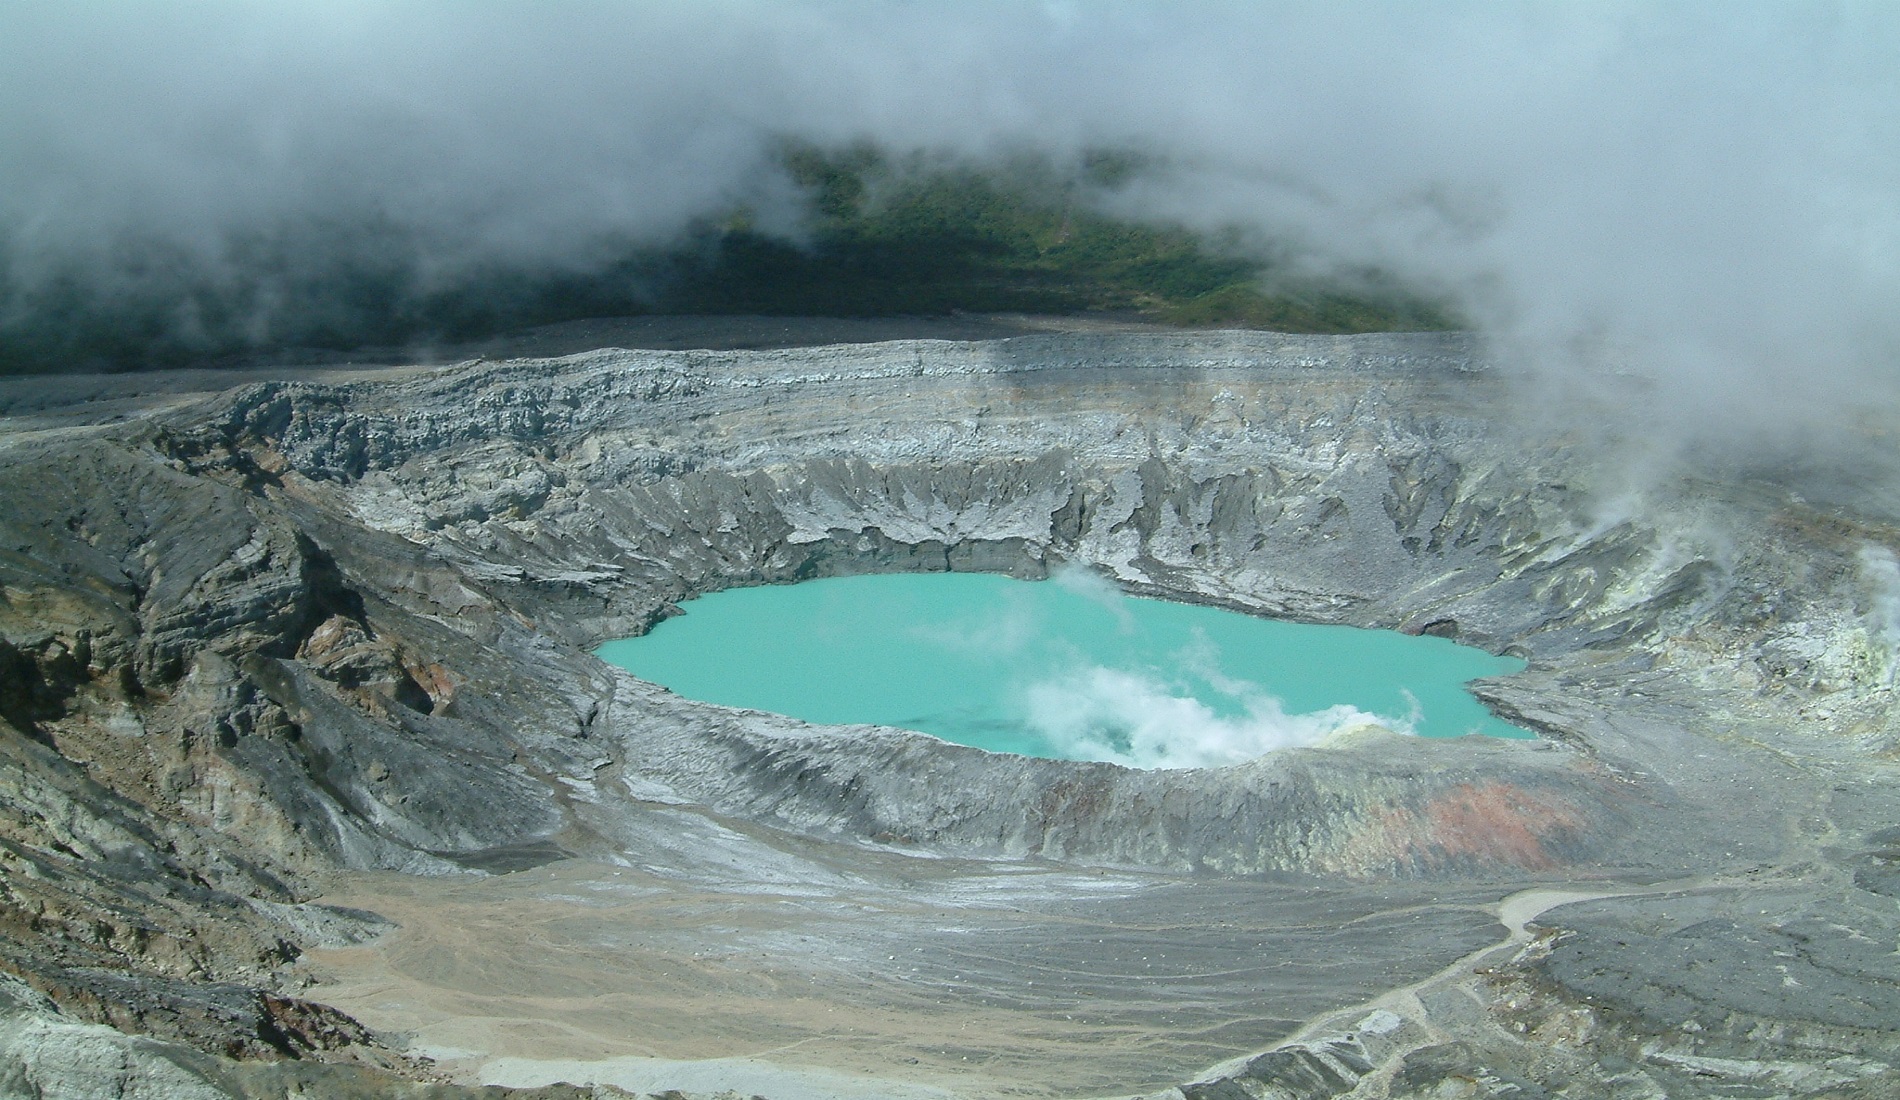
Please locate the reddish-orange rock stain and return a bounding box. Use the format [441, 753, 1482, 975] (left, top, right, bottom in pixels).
[1341, 781, 1585, 874]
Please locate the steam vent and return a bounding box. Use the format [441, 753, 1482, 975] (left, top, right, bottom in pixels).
[3, 328, 1898, 1098]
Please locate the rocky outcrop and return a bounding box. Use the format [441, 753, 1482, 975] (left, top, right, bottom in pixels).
[0, 975, 648, 1100]
[2, 329, 1897, 1096]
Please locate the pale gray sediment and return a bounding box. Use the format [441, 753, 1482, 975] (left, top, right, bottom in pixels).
[0, 328, 1896, 1098]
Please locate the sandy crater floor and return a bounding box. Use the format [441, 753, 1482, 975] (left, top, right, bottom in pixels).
[304, 818, 1524, 1097]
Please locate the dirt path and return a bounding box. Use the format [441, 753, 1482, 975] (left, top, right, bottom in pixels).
[1178, 873, 1728, 1099]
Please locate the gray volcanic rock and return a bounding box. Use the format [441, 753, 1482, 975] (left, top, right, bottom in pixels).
[1, 329, 1897, 1096]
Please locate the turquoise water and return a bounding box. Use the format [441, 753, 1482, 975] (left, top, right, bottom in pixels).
[595, 571, 1529, 769]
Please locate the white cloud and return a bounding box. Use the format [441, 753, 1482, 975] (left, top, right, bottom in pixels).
[4, 0, 1895, 447]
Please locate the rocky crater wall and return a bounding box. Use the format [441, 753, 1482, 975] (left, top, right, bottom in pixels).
[5, 333, 1890, 879]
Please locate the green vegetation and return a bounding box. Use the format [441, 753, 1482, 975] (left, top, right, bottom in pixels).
[0, 144, 1458, 375]
[659, 143, 1457, 331]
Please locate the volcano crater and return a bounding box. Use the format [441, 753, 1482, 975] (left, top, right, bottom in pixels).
[2, 329, 1896, 1097]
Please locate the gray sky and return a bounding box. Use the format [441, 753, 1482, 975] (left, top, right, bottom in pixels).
[3, 1, 1896, 448]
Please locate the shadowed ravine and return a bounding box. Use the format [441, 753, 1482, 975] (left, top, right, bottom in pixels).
[1, 327, 1897, 1098]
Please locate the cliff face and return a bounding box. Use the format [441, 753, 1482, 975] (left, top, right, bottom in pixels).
[1, 330, 1896, 1097]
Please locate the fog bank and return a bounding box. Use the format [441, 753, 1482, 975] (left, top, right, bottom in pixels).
[3, 1, 1895, 449]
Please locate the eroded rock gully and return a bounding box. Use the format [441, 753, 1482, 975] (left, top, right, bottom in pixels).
[0, 330, 1895, 1098]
